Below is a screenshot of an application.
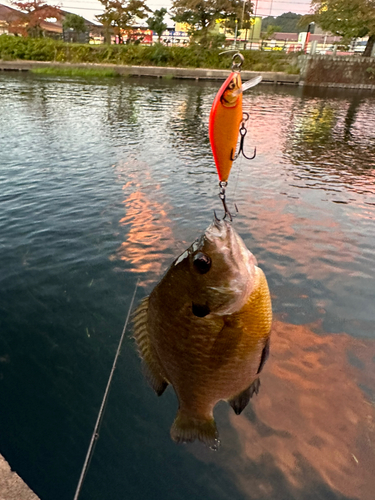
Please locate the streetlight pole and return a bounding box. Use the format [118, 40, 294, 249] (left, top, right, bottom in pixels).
[241, 0, 247, 49]
[234, 19, 238, 48]
[236, 0, 250, 49]
[249, 0, 259, 51]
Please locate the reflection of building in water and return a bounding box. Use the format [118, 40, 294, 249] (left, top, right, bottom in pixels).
[110, 167, 175, 285]
[294, 104, 336, 143]
[194, 320, 375, 500]
[283, 99, 375, 197]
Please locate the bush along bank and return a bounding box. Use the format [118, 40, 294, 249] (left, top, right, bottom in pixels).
[0, 35, 300, 74]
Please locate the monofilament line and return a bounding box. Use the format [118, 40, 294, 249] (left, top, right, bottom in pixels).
[73, 278, 140, 500]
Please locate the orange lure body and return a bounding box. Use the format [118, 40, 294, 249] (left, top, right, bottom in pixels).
[209, 72, 243, 183]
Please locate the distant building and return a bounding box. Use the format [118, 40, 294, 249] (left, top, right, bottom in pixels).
[0, 3, 23, 35]
[273, 33, 299, 42]
[119, 28, 153, 45]
[216, 16, 262, 48]
[0, 2, 61, 37]
[0, 3, 103, 41]
[158, 28, 189, 46]
[298, 32, 342, 45]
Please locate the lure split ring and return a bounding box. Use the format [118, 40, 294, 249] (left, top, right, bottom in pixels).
[231, 53, 244, 72]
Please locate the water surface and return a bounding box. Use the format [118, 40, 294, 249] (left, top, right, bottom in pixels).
[0, 73, 374, 500]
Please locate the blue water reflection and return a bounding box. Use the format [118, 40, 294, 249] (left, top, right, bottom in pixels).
[0, 73, 374, 500]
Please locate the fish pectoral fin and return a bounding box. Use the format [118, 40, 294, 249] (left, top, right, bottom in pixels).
[170, 410, 220, 450]
[228, 378, 261, 415]
[132, 296, 169, 396]
[257, 336, 270, 375]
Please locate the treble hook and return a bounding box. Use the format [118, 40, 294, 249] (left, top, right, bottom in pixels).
[231, 112, 256, 161]
[213, 181, 238, 222]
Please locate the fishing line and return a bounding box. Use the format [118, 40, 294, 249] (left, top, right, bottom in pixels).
[73, 278, 140, 500]
[233, 151, 244, 212]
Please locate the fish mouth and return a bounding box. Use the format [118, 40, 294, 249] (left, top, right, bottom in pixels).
[206, 218, 230, 239]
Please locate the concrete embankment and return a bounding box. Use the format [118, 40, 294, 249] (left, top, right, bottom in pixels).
[0, 59, 300, 84]
[298, 54, 375, 89]
[0, 454, 40, 500]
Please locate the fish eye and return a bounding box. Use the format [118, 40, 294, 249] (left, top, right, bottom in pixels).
[193, 252, 211, 274]
[228, 82, 235, 90]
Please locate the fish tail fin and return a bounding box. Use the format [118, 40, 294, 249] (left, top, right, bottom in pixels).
[170, 410, 220, 450]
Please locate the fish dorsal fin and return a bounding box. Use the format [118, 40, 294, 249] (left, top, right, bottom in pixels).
[233, 75, 262, 97]
[132, 296, 169, 396]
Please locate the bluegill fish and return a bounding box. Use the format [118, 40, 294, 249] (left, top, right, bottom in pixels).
[133, 219, 272, 448]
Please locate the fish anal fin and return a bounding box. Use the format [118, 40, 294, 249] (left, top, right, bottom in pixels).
[133, 296, 169, 396]
[228, 377, 260, 415]
[170, 410, 220, 450]
[142, 361, 168, 396]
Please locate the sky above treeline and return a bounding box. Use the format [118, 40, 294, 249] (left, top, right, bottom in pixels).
[3, 0, 312, 24]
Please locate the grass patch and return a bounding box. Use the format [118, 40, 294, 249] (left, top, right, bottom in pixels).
[286, 65, 300, 75]
[31, 66, 118, 77]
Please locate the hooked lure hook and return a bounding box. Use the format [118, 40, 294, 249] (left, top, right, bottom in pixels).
[214, 181, 238, 222]
[231, 112, 256, 161]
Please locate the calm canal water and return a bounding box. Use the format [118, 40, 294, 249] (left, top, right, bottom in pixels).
[0, 72, 375, 500]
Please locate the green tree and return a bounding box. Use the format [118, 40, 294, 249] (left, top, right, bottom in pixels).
[62, 13, 86, 34]
[95, 11, 113, 44]
[171, 0, 218, 32]
[261, 12, 308, 33]
[97, 0, 151, 43]
[12, 0, 61, 37]
[306, 0, 375, 56]
[171, 0, 250, 45]
[262, 24, 280, 39]
[222, 0, 253, 34]
[147, 7, 168, 42]
[276, 12, 308, 32]
[259, 24, 281, 49]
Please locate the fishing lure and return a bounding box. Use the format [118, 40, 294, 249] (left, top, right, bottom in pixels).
[209, 54, 262, 183]
[209, 54, 261, 219]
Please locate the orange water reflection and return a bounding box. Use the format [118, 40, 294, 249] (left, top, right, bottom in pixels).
[196, 320, 375, 499]
[241, 196, 359, 283]
[110, 165, 176, 285]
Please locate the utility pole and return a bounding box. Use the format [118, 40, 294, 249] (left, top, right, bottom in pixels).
[241, 0, 246, 29]
[303, 22, 315, 53]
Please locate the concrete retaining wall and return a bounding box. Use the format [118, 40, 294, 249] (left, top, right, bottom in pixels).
[0, 454, 40, 500]
[299, 54, 375, 89]
[0, 59, 300, 85]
